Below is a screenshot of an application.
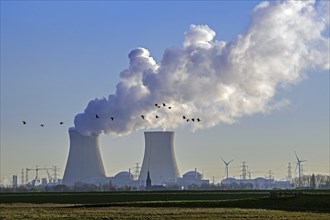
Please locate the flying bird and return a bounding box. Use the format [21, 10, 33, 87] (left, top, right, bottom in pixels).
[96, 114, 100, 119]
[182, 116, 186, 119]
[168, 106, 172, 109]
[141, 115, 145, 119]
[186, 119, 190, 122]
[40, 124, 44, 127]
[163, 103, 166, 106]
[110, 117, 114, 121]
[192, 118, 195, 122]
[197, 118, 201, 122]
[155, 115, 159, 119]
[60, 122, 64, 125]
[22, 121, 27, 125]
[155, 104, 158, 107]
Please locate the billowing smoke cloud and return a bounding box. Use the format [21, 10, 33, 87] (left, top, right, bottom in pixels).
[74, 0, 329, 136]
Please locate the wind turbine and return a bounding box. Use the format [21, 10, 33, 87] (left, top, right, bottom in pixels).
[295, 152, 306, 187]
[221, 157, 234, 179]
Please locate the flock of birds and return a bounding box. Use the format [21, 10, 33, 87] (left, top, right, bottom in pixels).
[22, 121, 64, 127]
[95, 102, 202, 123]
[21, 103, 201, 127]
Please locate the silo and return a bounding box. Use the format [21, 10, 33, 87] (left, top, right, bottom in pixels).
[62, 128, 106, 185]
[138, 131, 180, 185]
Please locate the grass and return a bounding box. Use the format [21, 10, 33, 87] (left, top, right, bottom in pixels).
[1, 205, 329, 220]
[0, 190, 329, 219]
[0, 190, 270, 204]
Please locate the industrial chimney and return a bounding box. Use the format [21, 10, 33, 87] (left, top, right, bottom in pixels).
[138, 131, 180, 186]
[63, 128, 106, 185]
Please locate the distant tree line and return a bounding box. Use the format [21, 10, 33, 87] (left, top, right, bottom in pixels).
[291, 174, 330, 189]
[1, 174, 329, 192]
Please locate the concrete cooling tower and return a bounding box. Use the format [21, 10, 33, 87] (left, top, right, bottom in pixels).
[63, 128, 106, 185]
[138, 131, 180, 186]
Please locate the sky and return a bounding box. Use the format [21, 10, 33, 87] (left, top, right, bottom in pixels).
[1, 0, 329, 186]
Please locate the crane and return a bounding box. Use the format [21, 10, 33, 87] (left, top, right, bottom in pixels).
[25, 165, 55, 185]
[25, 165, 40, 186]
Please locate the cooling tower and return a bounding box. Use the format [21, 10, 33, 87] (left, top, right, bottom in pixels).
[138, 131, 180, 185]
[63, 128, 106, 185]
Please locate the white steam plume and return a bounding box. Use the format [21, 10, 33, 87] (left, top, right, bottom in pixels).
[74, 0, 329, 136]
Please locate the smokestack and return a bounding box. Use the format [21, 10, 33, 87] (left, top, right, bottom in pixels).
[63, 128, 106, 185]
[138, 131, 180, 185]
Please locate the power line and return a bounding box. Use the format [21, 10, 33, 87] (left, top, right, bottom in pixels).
[240, 162, 248, 180]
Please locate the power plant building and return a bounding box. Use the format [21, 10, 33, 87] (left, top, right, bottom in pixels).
[179, 169, 209, 188]
[110, 171, 133, 187]
[63, 128, 106, 185]
[138, 131, 180, 186]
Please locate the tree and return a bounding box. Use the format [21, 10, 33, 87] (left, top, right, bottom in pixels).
[310, 174, 316, 189]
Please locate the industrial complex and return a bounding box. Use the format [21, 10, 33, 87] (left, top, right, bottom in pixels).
[9, 129, 328, 190]
[62, 129, 209, 189]
[60, 129, 292, 190]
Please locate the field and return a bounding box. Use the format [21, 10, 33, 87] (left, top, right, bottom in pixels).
[1, 190, 329, 219]
[1, 205, 329, 220]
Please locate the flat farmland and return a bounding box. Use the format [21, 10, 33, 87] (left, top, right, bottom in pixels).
[0, 190, 329, 219]
[0, 190, 269, 204]
[1, 205, 329, 220]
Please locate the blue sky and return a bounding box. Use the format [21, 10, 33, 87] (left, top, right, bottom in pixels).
[1, 0, 329, 185]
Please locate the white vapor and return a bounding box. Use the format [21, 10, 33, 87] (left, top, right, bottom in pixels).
[74, 0, 329, 136]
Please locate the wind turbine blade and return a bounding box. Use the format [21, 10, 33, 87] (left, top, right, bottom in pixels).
[228, 159, 234, 164]
[295, 151, 299, 161]
[220, 157, 225, 163]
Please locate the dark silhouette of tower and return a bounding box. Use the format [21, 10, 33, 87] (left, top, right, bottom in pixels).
[146, 171, 152, 189]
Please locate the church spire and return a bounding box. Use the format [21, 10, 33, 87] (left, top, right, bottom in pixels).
[146, 170, 152, 189]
